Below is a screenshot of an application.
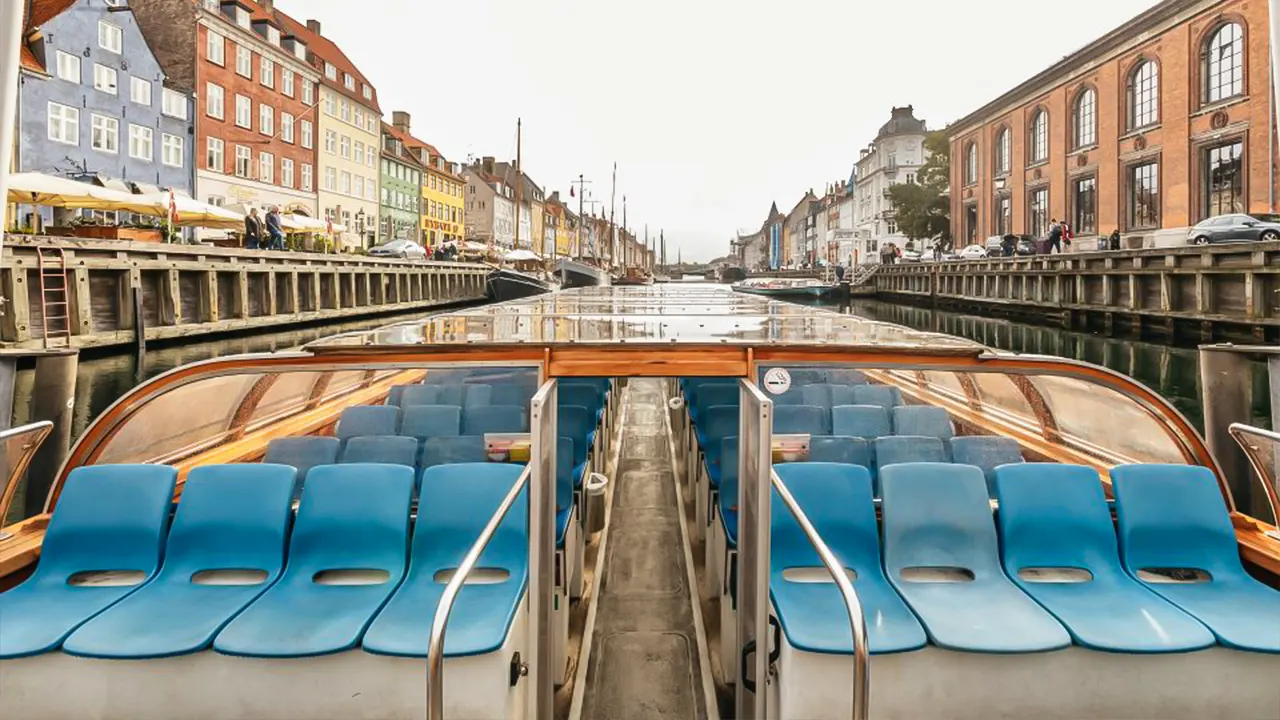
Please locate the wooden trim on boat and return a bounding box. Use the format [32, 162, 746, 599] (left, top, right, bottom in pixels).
[0, 514, 49, 580]
[549, 346, 751, 378]
[1233, 513, 1280, 580]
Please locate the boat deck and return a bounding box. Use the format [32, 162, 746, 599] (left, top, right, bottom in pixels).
[570, 379, 714, 719]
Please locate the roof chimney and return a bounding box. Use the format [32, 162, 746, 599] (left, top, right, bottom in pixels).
[482, 156, 495, 174]
[392, 111, 411, 135]
[306, 19, 321, 34]
[260, 0, 274, 12]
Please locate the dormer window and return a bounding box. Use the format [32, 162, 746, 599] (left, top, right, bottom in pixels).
[234, 6, 249, 28]
[267, 27, 280, 45]
[325, 63, 337, 81]
[363, 85, 372, 100]
[343, 73, 355, 90]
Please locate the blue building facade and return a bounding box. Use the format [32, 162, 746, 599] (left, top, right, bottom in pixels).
[18, 0, 193, 200]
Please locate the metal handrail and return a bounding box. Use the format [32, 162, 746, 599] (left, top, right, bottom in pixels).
[1227, 423, 1280, 532]
[426, 464, 532, 720]
[0, 421, 54, 537]
[769, 468, 869, 720]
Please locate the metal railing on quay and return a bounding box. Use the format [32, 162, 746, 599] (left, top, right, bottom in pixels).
[426, 464, 532, 720]
[1228, 423, 1280, 534]
[769, 468, 870, 720]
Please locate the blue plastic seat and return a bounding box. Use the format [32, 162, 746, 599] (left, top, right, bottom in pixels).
[771, 463, 926, 654]
[341, 436, 419, 470]
[892, 406, 954, 443]
[399, 384, 444, 407]
[400, 404, 462, 440]
[693, 385, 739, 422]
[1112, 464, 1280, 653]
[880, 463, 1070, 653]
[554, 438, 576, 546]
[559, 405, 596, 451]
[950, 436, 1024, 495]
[214, 464, 416, 657]
[874, 436, 946, 494]
[560, 384, 605, 419]
[774, 405, 829, 435]
[993, 463, 1214, 653]
[490, 384, 537, 408]
[0, 465, 178, 659]
[337, 405, 400, 441]
[707, 435, 739, 490]
[62, 464, 296, 659]
[387, 384, 412, 407]
[808, 436, 873, 470]
[363, 463, 529, 657]
[696, 405, 739, 453]
[831, 405, 891, 439]
[263, 436, 340, 491]
[422, 436, 488, 471]
[431, 383, 492, 408]
[463, 404, 528, 435]
[852, 385, 901, 409]
[801, 384, 853, 409]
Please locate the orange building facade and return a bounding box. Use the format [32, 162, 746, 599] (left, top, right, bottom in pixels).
[949, 0, 1277, 250]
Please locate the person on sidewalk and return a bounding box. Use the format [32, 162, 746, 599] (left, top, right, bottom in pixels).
[1047, 219, 1063, 254]
[1109, 229, 1122, 251]
[243, 208, 263, 250]
[265, 207, 285, 250]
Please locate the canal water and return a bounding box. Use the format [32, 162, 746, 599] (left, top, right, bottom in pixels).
[11, 290, 1271, 443]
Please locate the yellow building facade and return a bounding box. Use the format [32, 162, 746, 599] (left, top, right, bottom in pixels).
[422, 158, 465, 246]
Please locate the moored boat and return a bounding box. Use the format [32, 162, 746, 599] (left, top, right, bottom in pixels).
[1, 285, 1277, 720]
[552, 257, 611, 288]
[612, 267, 653, 286]
[484, 267, 556, 301]
[733, 277, 839, 299]
[718, 265, 747, 283]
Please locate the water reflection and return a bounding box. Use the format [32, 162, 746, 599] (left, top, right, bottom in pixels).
[837, 298, 1270, 432]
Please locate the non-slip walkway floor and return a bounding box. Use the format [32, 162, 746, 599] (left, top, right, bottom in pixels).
[578, 379, 710, 720]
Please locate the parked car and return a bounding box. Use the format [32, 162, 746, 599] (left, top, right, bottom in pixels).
[1187, 213, 1280, 245]
[1014, 235, 1039, 256]
[940, 251, 961, 261]
[900, 250, 923, 263]
[984, 235, 1006, 255]
[958, 244, 988, 260]
[368, 239, 427, 259]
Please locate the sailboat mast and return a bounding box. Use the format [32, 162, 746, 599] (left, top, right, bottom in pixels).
[577, 174, 584, 261]
[513, 118, 522, 250]
[622, 196, 628, 268]
[608, 162, 617, 270]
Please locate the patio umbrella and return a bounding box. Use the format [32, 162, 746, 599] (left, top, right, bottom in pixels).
[504, 248, 541, 261]
[131, 192, 244, 229]
[6, 172, 160, 214]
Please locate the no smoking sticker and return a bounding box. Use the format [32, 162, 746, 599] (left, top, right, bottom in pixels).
[762, 368, 791, 395]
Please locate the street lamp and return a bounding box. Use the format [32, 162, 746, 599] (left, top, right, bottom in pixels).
[355, 209, 367, 248]
[994, 177, 1006, 192]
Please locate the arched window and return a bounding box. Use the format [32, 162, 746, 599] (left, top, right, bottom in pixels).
[1203, 23, 1244, 104]
[1128, 60, 1159, 129]
[1029, 110, 1048, 163]
[995, 127, 1011, 175]
[964, 142, 977, 185]
[1073, 87, 1096, 148]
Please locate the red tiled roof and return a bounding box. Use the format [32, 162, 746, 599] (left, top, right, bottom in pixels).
[379, 122, 426, 169]
[383, 123, 462, 181]
[264, 4, 382, 114]
[20, 0, 77, 73]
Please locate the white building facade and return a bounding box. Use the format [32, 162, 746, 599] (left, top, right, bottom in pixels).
[853, 106, 932, 261]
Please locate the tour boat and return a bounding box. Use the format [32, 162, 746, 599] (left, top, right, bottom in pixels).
[0, 285, 1277, 720]
[733, 277, 840, 299]
[612, 267, 653, 286]
[551, 257, 611, 288]
[483, 266, 556, 302]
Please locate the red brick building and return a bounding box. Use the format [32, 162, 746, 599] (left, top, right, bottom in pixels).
[134, 0, 322, 224]
[948, 0, 1277, 250]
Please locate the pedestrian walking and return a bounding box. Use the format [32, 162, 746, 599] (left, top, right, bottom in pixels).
[1047, 218, 1063, 254]
[244, 208, 263, 250]
[835, 263, 846, 282]
[265, 207, 285, 250]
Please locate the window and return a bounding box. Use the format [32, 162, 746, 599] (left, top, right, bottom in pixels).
[301, 164, 313, 191]
[366, 116, 376, 134]
[324, 129, 337, 154]
[323, 92, 336, 116]
[162, 133, 184, 168]
[207, 30, 225, 65]
[260, 56, 274, 88]
[281, 158, 294, 188]
[340, 134, 351, 159]
[93, 64, 118, 94]
[259, 152, 273, 184]
[128, 124, 153, 161]
[207, 137, 224, 171]
[235, 145, 251, 178]
[1028, 187, 1049, 238]
[1128, 161, 1160, 229]
[340, 99, 350, 123]
[354, 141, 364, 165]
[366, 149, 375, 168]
[1073, 88, 1095, 148]
[1073, 177, 1097, 235]
[343, 73, 355, 90]
[259, 104, 273, 136]
[324, 167, 336, 191]
[341, 171, 352, 195]
[47, 102, 78, 145]
[235, 95, 251, 128]
[302, 80, 313, 105]
[91, 114, 119, 153]
[381, 186, 390, 203]
[98, 21, 122, 53]
[1128, 61, 1159, 129]
[363, 85, 372, 101]
[236, 45, 252, 78]
[325, 62, 337, 81]
[55, 51, 80, 83]
[281, 113, 294, 143]
[354, 109, 363, 128]
[1203, 23, 1244, 104]
[128, 76, 151, 106]
[162, 88, 187, 119]
[300, 120, 313, 149]
[1203, 141, 1244, 217]
[1029, 110, 1048, 163]
[995, 195, 1012, 236]
[354, 176, 364, 198]
[206, 83, 225, 119]
[366, 178, 376, 200]
[964, 142, 977, 185]
[281, 68, 295, 97]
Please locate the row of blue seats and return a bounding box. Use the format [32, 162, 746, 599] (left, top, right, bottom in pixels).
[768, 461, 1280, 655]
[697, 404, 954, 448]
[0, 462, 529, 661]
[334, 404, 527, 441]
[385, 377, 610, 415]
[687, 381, 902, 413]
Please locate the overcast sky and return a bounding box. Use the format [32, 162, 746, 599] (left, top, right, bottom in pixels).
[299, 0, 1160, 261]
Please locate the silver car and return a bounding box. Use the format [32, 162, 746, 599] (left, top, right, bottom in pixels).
[368, 239, 427, 260]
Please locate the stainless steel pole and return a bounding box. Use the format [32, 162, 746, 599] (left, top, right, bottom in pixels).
[0, 1, 27, 257]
